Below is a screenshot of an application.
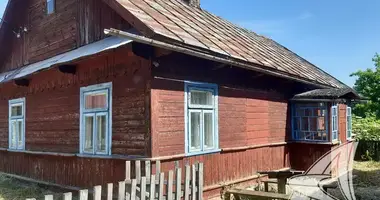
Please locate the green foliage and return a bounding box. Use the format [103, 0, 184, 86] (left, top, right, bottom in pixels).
[351, 53, 380, 118]
[353, 115, 380, 141]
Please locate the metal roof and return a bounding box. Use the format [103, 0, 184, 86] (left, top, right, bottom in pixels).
[293, 88, 361, 100]
[0, 36, 132, 83]
[110, 0, 346, 88]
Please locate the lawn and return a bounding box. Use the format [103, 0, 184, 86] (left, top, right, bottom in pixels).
[352, 161, 380, 199]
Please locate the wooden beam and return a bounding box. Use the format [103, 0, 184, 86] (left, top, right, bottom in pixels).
[14, 78, 29, 87]
[58, 65, 77, 74]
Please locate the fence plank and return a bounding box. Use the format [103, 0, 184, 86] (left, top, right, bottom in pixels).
[45, 195, 53, 200]
[159, 173, 164, 200]
[136, 160, 141, 181]
[94, 185, 102, 200]
[80, 190, 88, 200]
[131, 179, 137, 200]
[26, 199, 36, 200]
[155, 161, 161, 177]
[176, 168, 182, 200]
[145, 160, 151, 178]
[141, 177, 147, 200]
[168, 170, 174, 200]
[126, 161, 131, 180]
[63, 192, 72, 200]
[191, 164, 196, 200]
[118, 181, 126, 200]
[107, 183, 113, 200]
[198, 163, 204, 200]
[184, 165, 190, 200]
[150, 175, 156, 200]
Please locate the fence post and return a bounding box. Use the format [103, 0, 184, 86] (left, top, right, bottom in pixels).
[107, 183, 113, 200]
[118, 181, 126, 200]
[150, 175, 156, 200]
[94, 185, 102, 200]
[145, 160, 151, 178]
[141, 177, 147, 200]
[136, 160, 141, 182]
[45, 195, 53, 200]
[131, 179, 137, 200]
[198, 163, 204, 200]
[191, 164, 196, 200]
[184, 165, 190, 200]
[159, 173, 164, 200]
[79, 190, 88, 200]
[63, 192, 72, 200]
[168, 170, 174, 200]
[176, 168, 182, 200]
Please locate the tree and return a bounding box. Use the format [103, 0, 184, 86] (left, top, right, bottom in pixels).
[350, 53, 380, 118]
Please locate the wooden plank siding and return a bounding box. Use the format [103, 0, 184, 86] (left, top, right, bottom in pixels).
[339, 103, 348, 142]
[0, 0, 130, 72]
[0, 46, 151, 156]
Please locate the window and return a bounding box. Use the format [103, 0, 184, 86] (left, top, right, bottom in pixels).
[331, 104, 338, 141]
[346, 107, 352, 139]
[9, 98, 25, 150]
[292, 103, 328, 141]
[185, 82, 218, 154]
[80, 83, 112, 155]
[47, 0, 55, 14]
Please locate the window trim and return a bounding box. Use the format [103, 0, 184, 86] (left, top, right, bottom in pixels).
[346, 106, 352, 140]
[79, 82, 112, 156]
[184, 81, 219, 156]
[331, 104, 339, 141]
[46, 0, 55, 15]
[8, 98, 26, 150]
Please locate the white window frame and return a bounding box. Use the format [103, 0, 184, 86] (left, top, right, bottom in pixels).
[346, 106, 352, 139]
[185, 81, 219, 155]
[8, 98, 26, 150]
[47, 0, 55, 15]
[79, 82, 112, 155]
[331, 104, 339, 141]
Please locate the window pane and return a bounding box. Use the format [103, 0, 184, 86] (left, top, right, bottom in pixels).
[11, 105, 22, 117]
[190, 90, 213, 106]
[17, 121, 23, 148]
[10, 121, 17, 149]
[204, 112, 213, 149]
[190, 112, 201, 150]
[96, 115, 107, 153]
[84, 116, 94, 152]
[293, 118, 299, 131]
[305, 109, 312, 116]
[318, 117, 326, 131]
[301, 117, 309, 131]
[310, 117, 317, 131]
[85, 92, 107, 110]
[47, 0, 55, 14]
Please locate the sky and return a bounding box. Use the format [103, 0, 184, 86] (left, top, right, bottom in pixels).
[1, 0, 379, 87]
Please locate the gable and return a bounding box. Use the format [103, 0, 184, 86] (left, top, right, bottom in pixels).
[103, 0, 346, 89]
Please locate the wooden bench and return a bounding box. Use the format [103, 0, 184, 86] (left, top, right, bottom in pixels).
[263, 179, 278, 192]
[225, 188, 291, 200]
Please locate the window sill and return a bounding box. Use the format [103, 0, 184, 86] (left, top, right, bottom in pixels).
[76, 154, 148, 160]
[186, 149, 221, 157]
[289, 140, 336, 145]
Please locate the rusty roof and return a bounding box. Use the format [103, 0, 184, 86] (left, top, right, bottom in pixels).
[105, 0, 346, 88]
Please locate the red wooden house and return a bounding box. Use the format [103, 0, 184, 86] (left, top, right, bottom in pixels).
[0, 0, 359, 198]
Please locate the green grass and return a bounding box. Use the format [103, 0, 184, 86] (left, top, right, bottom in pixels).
[352, 161, 380, 200]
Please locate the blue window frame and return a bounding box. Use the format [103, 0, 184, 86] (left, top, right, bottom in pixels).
[80, 82, 112, 155]
[47, 0, 55, 14]
[185, 81, 219, 155]
[292, 103, 329, 142]
[346, 107, 352, 139]
[331, 104, 338, 141]
[9, 98, 26, 150]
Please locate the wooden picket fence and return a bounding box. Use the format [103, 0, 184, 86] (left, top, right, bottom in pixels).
[25, 161, 204, 200]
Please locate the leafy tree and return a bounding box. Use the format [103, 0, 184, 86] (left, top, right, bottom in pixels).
[350, 53, 380, 117]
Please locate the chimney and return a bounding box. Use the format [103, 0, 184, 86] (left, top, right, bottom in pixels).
[183, 0, 200, 8]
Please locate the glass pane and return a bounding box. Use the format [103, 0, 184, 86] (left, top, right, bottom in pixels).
[17, 121, 23, 148]
[310, 117, 317, 131]
[47, 0, 55, 14]
[204, 112, 213, 149]
[11, 105, 22, 117]
[96, 115, 107, 153]
[293, 118, 299, 131]
[318, 117, 326, 130]
[301, 117, 309, 131]
[296, 109, 304, 117]
[305, 109, 312, 116]
[84, 116, 94, 152]
[190, 90, 213, 106]
[85, 92, 107, 110]
[190, 112, 201, 150]
[333, 117, 338, 130]
[10, 121, 17, 149]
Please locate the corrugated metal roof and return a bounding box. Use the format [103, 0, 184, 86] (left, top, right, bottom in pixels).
[0, 36, 132, 83]
[112, 0, 345, 88]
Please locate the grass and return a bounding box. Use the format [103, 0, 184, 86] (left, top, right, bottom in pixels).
[352, 161, 380, 200]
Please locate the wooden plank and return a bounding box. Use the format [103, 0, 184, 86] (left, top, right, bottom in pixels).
[155, 160, 161, 177]
[168, 170, 174, 200]
[184, 165, 190, 200]
[191, 164, 196, 200]
[45, 195, 53, 200]
[118, 181, 126, 200]
[145, 160, 151, 178]
[176, 168, 182, 200]
[158, 173, 164, 200]
[141, 177, 147, 200]
[107, 183, 113, 200]
[131, 179, 137, 200]
[94, 185, 102, 200]
[226, 189, 291, 199]
[126, 161, 131, 180]
[150, 175, 156, 200]
[136, 160, 141, 181]
[79, 190, 88, 200]
[63, 192, 72, 200]
[198, 163, 203, 200]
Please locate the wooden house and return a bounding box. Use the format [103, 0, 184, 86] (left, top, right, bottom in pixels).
[0, 0, 360, 199]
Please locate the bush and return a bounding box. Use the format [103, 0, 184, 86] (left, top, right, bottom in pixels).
[353, 115, 380, 161]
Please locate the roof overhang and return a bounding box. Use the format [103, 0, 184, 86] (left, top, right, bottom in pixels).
[0, 36, 133, 84]
[291, 88, 362, 102]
